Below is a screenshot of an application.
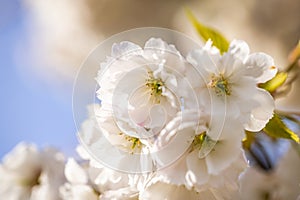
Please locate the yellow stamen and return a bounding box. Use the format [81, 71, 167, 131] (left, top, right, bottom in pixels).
[208, 74, 231, 96]
[146, 71, 164, 103]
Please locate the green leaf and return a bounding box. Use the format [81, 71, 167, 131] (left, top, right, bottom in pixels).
[259, 72, 288, 93]
[264, 114, 299, 143]
[185, 8, 229, 54]
[242, 131, 256, 150]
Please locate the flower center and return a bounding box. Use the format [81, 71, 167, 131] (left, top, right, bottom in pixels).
[191, 132, 206, 151]
[20, 169, 41, 187]
[126, 136, 142, 150]
[146, 72, 164, 103]
[191, 132, 218, 157]
[119, 132, 142, 151]
[208, 74, 231, 96]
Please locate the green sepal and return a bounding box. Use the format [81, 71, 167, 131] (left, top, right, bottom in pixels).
[259, 72, 287, 93]
[185, 8, 229, 54]
[263, 114, 299, 143]
[242, 131, 256, 150]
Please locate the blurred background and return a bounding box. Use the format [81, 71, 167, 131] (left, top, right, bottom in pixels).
[0, 0, 299, 157]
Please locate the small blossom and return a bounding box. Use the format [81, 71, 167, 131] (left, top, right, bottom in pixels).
[60, 146, 139, 200]
[59, 158, 99, 200]
[78, 104, 154, 172]
[239, 142, 300, 200]
[0, 142, 65, 200]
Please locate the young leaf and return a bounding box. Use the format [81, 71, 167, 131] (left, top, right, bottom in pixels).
[263, 114, 299, 143]
[259, 72, 287, 93]
[185, 8, 229, 54]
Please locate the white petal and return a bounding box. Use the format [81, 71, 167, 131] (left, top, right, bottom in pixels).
[152, 125, 195, 169]
[186, 151, 209, 186]
[144, 38, 181, 56]
[61, 184, 99, 200]
[154, 155, 189, 187]
[2, 142, 40, 176]
[187, 49, 219, 75]
[31, 184, 59, 200]
[227, 40, 250, 61]
[111, 41, 142, 58]
[100, 187, 138, 200]
[205, 137, 242, 175]
[205, 94, 245, 141]
[76, 145, 92, 161]
[65, 159, 88, 184]
[245, 53, 276, 83]
[275, 145, 300, 199]
[244, 89, 274, 132]
[239, 168, 275, 200]
[140, 182, 200, 200]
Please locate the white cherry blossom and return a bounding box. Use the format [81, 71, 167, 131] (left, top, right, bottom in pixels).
[0, 142, 65, 200]
[60, 158, 99, 200]
[78, 104, 154, 172]
[187, 40, 277, 133]
[96, 37, 198, 147]
[61, 144, 139, 200]
[150, 110, 247, 192]
[81, 38, 201, 172]
[239, 142, 300, 200]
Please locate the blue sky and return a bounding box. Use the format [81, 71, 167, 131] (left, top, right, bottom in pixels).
[0, 0, 78, 157]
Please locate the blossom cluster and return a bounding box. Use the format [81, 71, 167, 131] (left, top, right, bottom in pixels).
[76, 37, 298, 199]
[1, 38, 299, 199]
[87, 38, 275, 179]
[0, 140, 299, 199]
